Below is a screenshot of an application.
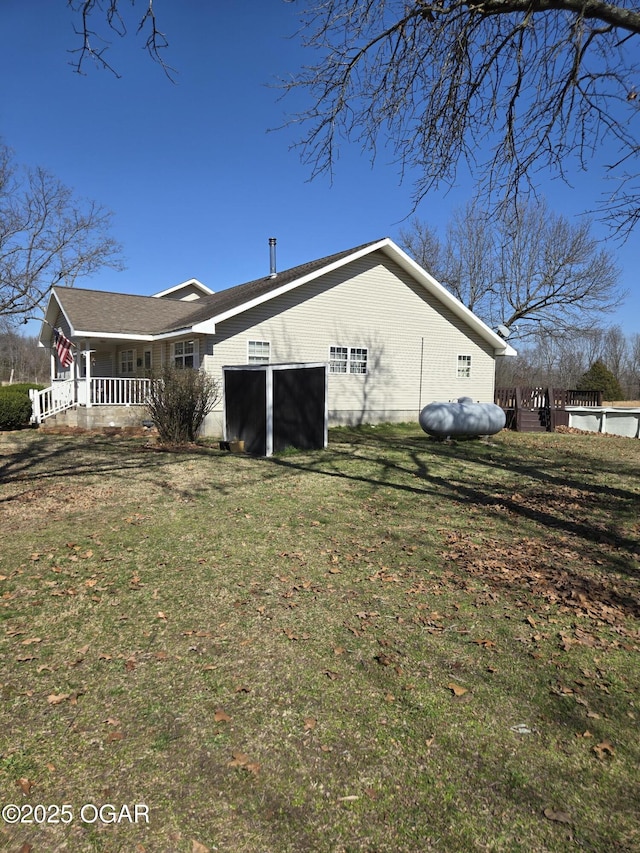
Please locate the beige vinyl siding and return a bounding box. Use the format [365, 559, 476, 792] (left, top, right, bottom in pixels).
[202, 250, 495, 431]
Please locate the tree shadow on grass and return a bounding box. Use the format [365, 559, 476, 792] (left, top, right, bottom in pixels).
[267, 428, 640, 587]
[0, 433, 208, 502]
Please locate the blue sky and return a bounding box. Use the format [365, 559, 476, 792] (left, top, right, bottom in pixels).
[2, 1, 638, 338]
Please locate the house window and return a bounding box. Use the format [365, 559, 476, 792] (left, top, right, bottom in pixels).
[350, 347, 368, 375]
[329, 346, 348, 374]
[120, 349, 135, 374]
[248, 340, 270, 364]
[457, 355, 472, 379]
[330, 346, 368, 375]
[174, 340, 196, 368]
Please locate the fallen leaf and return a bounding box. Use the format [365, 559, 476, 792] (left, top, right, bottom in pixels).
[304, 717, 317, 731]
[192, 841, 210, 853]
[107, 731, 124, 743]
[47, 693, 70, 705]
[446, 683, 468, 697]
[157, 611, 167, 620]
[472, 638, 496, 648]
[16, 777, 34, 795]
[543, 807, 572, 824]
[593, 741, 615, 759]
[214, 709, 231, 723]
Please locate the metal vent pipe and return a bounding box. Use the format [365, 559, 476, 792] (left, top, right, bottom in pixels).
[269, 237, 277, 278]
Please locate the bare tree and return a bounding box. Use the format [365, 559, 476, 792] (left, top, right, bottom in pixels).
[627, 333, 640, 398]
[601, 325, 628, 381]
[0, 318, 49, 383]
[495, 324, 640, 398]
[284, 0, 640, 234]
[67, 0, 174, 78]
[399, 199, 623, 339]
[0, 142, 123, 322]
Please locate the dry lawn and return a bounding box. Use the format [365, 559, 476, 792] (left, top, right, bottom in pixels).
[0, 426, 639, 852]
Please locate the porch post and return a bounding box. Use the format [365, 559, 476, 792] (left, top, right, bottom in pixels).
[83, 349, 94, 408]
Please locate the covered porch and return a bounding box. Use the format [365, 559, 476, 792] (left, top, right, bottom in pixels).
[30, 375, 152, 426]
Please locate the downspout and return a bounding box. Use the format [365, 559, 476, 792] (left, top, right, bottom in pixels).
[418, 337, 425, 413]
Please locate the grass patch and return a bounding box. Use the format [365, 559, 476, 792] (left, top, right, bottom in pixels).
[1, 426, 639, 852]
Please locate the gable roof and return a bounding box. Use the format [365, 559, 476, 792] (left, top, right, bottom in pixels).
[41, 238, 516, 355]
[46, 287, 198, 339]
[152, 278, 214, 299]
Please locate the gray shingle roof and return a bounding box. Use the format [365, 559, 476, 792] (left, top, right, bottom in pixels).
[54, 239, 385, 336]
[53, 288, 198, 335]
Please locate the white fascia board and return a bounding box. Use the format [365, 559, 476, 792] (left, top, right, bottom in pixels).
[152, 278, 214, 298]
[191, 319, 216, 334]
[150, 328, 198, 342]
[378, 240, 518, 356]
[40, 291, 73, 346]
[73, 328, 200, 343]
[206, 239, 392, 326]
[73, 331, 155, 342]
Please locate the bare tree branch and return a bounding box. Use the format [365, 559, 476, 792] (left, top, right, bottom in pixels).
[283, 0, 640, 234]
[399, 199, 625, 339]
[0, 142, 124, 321]
[67, 0, 176, 81]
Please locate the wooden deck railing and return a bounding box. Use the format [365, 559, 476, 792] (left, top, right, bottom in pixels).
[494, 387, 602, 432]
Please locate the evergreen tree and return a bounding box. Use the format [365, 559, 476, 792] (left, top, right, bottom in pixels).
[576, 361, 625, 402]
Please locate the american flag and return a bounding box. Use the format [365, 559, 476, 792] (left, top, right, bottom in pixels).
[54, 328, 74, 368]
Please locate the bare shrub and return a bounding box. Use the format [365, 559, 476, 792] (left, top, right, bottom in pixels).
[147, 365, 220, 445]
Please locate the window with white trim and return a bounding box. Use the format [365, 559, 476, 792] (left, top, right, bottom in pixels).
[120, 349, 135, 374]
[457, 354, 472, 379]
[330, 345, 368, 375]
[350, 347, 368, 375]
[248, 340, 270, 364]
[329, 346, 348, 374]
[174, 339, 197, 369]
